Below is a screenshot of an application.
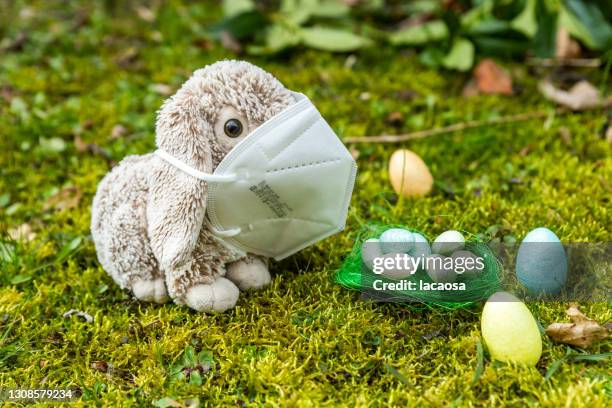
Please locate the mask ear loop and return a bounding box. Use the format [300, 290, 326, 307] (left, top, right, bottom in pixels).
[154, 149, 238, 182]
[155, 149, 242, 237]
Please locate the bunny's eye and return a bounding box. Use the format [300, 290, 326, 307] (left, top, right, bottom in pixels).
[224, 119, 243, 138]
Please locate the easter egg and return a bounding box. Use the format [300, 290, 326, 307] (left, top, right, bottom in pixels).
[481, 292, 542, 366]
[516, 227, 567, 295]
[424, 254, 456, 283]
[431, 230, 465, 255]
[376, 253, 417, 280]
[380, 228, 414, 254]
[361, 238, 384, 270]
[409, 232, 432, 258]
[388, 149, 433, 197]
[451, 250, 484, 277]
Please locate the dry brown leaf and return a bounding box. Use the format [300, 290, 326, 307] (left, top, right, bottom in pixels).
[385, 111, 404, 127]
[555, 27, 581, 59]
[135, 6, 155, 22]
[111, 124, 127, 139]
[8, 223, 36, 242]
[473, 59, 513, 95]
[151, 83, 173, 96]
[44, 187, 82, 211]
[545, 303, 609, 349]
[538, 80, 604, 111]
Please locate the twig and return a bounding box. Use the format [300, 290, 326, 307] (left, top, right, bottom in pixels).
[527, 58, 601, 68]
[345, 108, 567, 144]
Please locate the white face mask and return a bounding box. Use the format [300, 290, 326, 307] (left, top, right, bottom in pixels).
[155, 92, 357, 260]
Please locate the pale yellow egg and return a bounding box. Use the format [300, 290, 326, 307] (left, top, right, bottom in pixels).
[481, 292, 542, 366]
[388, 149, 433, 197]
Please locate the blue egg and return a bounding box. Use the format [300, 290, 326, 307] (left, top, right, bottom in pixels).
[516, 227, 567, 295]
[409, 232, 431, 259]
[380, 228, 414, 254]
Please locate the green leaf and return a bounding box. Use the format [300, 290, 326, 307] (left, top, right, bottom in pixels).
[0, 242, 16, 263]
[37, 137, 67, 154]
[189, 370, 202, 386]
[183, 346, 196, 366]
[10, 274, 32, 285]
[0, 193, 10, 208]
[300, 27, 372, 52]
[248, 24, 301, 55]
[55, 236, 83, 262]
[389, 20, 449, 46]
[198, 350, 214, 365]
[419, 47, 445, 68]
[471, 339, 485, 386]
[209, 10, 267, 40]
[442, 38, 474, 71]
[511, 0, 537, 38]
[560, 0, 612, 50]
[472, 36, 528, 58]
[153, 397, 181, 408]
[532, 3, 558, 58]
[311, 1, 350, 19]
[570, 352, 612, 362]
[222, 0, 255, 17]
[466, 19, 512, 36]
[544, 356, 567, 381]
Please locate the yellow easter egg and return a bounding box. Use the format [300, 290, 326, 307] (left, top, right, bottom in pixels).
[388, 149, 433, 197]
[481, 292, 542, 366]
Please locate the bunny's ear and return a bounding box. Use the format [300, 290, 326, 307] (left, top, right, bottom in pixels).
[147, 89, 213, 272]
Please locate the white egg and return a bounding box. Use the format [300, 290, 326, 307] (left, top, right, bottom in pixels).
[451, 250, 484, 277]
[379, 228, 414, 254]
[431, 230, 465, 255]
[375, 253, 417, 280]
[361, 238, 384, 270]
[424, 254, 457, 283]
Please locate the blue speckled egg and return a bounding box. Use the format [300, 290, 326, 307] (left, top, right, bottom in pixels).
[409, 232, 432, 259]
[516, 227, 567, 295]
[380, 228, 414, 254]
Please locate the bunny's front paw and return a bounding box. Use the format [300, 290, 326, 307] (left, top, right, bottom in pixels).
[226, 256, 271, 291]
[132, 278, 169, 303]
[184, 277, 239, 312]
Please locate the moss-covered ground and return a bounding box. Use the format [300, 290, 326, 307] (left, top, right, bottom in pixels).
[0, 1, 610, 407]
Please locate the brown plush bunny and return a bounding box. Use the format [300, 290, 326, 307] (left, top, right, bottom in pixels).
[91, 60, 295, 312]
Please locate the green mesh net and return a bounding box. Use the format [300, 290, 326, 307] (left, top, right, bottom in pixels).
[335, 223, 502, 310]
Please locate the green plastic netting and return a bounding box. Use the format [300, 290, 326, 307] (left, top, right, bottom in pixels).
[335, 223, 502, 310]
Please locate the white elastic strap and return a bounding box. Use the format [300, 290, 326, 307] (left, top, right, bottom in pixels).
[204, 219, 241, 237]
[154, 149, 237, 182]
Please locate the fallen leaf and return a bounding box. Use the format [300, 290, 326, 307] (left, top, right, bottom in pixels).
[150, 83, 173, 96]
[44, 187, 82, 211]
[473, 59, 513, 95]
[545, 303, 609, 349]
[8, 223, 36, 242]
[555, 27, 581, 60]
[63, 309, 94, 323]
[220, 31, 241, 53]
[91, 361, 109, 373]
[558, 127, 572, 145]
[461, 79, 479, 98]
[385, 111, 404, 127]
[115, 47, 138, 68]
[538, 80, 608, 111]
[135, 5, 155, 22]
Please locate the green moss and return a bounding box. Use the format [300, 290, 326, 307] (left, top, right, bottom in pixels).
[0, 1, 610, 406]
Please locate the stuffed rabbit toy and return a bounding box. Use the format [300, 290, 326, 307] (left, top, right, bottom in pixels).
[91, 61, 295, 312]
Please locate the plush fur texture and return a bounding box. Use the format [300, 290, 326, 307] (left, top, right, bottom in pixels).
[91, 60, 295, 311]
